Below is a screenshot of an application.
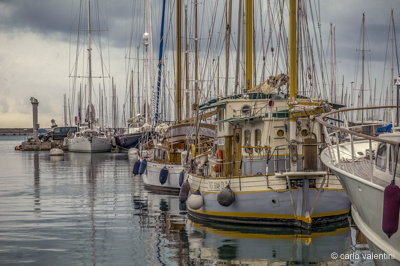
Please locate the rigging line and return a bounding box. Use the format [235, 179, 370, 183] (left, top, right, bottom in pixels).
[272, 0, 286, 76]
[198, 0, 220, 103]
[72, 0, 85, 119]
[302, 1, 322, 98]
[308, 0, 327, 99]
[94, 0, 109, 118]
[381, 12, 392, 95]
[393, 10, 400, 76]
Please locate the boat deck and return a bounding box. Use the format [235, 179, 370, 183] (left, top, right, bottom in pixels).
[336, 158, 388, 187]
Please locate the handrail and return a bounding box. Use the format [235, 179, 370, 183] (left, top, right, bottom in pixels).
[315, 106, 400, 146]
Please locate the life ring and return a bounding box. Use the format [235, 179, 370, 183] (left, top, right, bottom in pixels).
[212, 149, 223, 172]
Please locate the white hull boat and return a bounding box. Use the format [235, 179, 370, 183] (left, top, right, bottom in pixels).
[318, 106, 400, 266]
[142, 161, 183, 192]
[67, 130, 111, 153]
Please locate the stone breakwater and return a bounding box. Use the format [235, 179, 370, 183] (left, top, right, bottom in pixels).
[0, 128, 33, 136]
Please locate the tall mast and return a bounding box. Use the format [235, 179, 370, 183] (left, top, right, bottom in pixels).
[361, 13, 365, 123]
[392, 9, 400, 126]
[193, 0, 199, 114]
[137, 46, 140, 117]
[225, 0, 232, 96]
[63, 93, 67, 126]
[234, 0, 242, 94]
[143, 0, 153, 124]
[184, 4, 190, 119]
[245, 0, 253, 91]
[130, 70, 135, 118]
[289, 0, 297, 171]
[87, 0, 93, 127]
[154, 0, 166, 124]
[176, 0, 182, 122]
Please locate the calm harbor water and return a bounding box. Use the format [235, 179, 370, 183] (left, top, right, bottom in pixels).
[0, 136, 373, 265]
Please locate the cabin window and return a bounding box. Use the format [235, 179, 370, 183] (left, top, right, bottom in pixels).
[244, 130, 253, 154]
[254, 129, 262, 153]
[389, 145, 400, 176]
[376, 143, 387, 170]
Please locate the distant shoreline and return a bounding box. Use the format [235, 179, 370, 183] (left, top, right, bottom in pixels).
[0, 128, 33, 136]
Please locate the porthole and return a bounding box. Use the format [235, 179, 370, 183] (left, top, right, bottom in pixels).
[300, 129, 309, 137]
[277, 129, 284, 137]
[241, 105, 251, 115]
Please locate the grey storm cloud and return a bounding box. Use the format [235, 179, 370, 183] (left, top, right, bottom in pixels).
[0, 0, 142, 47]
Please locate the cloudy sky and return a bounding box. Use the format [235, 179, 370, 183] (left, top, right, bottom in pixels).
[0, 0, 399, 128]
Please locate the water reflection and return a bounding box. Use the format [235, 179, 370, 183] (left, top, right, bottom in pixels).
[33, 152, 40, 213]
[186, 219, 352, 265]
[0, 138, 370, 265]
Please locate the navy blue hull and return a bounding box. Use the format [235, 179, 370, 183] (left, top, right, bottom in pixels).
[114, 133, 142, 149]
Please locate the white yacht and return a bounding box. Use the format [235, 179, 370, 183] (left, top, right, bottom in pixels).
[318, 106, 400, 266]
[67, 127, 111, 153]
[66, 0, 111, 153]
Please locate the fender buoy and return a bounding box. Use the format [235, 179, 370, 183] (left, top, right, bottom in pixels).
[139, 159, 147, 175]
[179, 180, 190, 203]
[187, 190, 203, 210]
[179, 170, 185, 187]
[382, 181, 400, 238]
[179, 202, 187, 212]
[217, 185, 236, 207]
[49, 148, 64, 156]
[159, 167, 169, 185]
[15, 145, 21, 151]
[132, 160, 141, 175]
[213, 149, 224, 172]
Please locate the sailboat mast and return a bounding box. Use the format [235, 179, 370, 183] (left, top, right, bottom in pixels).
[87, 0, 93, 126]
[143, 0, 153, 124]
[225, 0, 232, 96]
[64, 93, 67, 126]
[245, 0, 253, 91]
[391, 9, 400, 126]
[361, 13, 365, 123]
[176, 0, 182, 122]
[289, 0, 297, 172]
[185, 4, 190, 119]
[234, 0, 242, 94]
[193, 0, 199, 114]
[154, 0, 166, 124]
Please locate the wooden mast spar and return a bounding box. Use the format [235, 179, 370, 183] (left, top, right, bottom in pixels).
[176, 0, 182, 122]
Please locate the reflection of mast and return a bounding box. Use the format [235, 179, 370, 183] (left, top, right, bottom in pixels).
[33, 152, 40, 212]
[87, 154, 97, 265]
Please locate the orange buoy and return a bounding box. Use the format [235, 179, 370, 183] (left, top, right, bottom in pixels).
[213, 149, 224, 172]
[14, 145, 21, 151]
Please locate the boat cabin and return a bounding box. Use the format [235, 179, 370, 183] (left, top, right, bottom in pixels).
[373, 132, 400, 183]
